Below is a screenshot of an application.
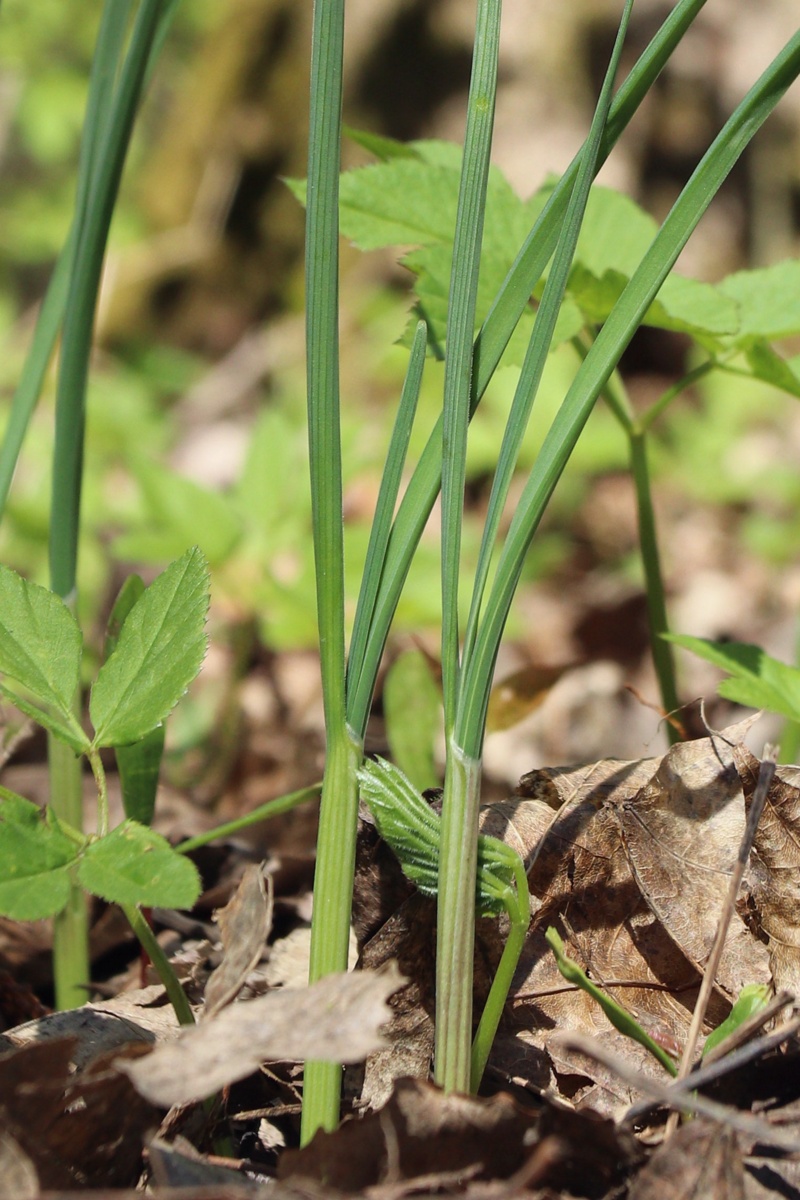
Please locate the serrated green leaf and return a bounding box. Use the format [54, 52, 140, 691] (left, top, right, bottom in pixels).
[721, 261, 800, 341]
[342, 125, 420, 162]
[666, 633, 800, 723]
[90, 547, 210, 747]
[78, 820, 201, 908]
[0, 790, 83, 919]
[0, 565, 85, 743]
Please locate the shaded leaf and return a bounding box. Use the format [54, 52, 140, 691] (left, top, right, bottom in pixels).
[115, 725, 165, 826]
[383, 649, 440, 792]
[628, 1120, 743, 1200]
[736, 746, 800, 997]
[90, 547, 210, 747]
[0, 791, 81, 920]
[280, 1076, 639, 1195]
[121, 963, 405, 1106]
[78, 821, 201, 909]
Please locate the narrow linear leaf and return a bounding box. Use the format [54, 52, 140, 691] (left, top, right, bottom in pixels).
[666, 634, 800, 723]
[0, 565, 84, 727]
[90, 547, 210, 747]
[78, 820, 201, 909]
[0, 791, 83, 920]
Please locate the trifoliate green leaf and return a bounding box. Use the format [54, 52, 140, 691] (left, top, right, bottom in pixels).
[90, 547, 209, 748]
[78, 820, 201, 909]
[0, 565, 87, 750]
[0, 790, 83, 919]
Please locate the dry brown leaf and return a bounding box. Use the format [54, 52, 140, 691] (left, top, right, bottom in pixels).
[280, 1075, 639, 1196]
[121, 963, 405, 1107]
[499, 724, 768, 1106]
[0, 1036, 158, 1190]
[204, 863, 273, 1017]
[614, 730, 769, 996]
[628, 1120, 743, 1199]
[736, 745, 800, 998]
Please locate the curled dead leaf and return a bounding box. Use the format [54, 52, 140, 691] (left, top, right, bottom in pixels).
[120, 962, 406, 1107]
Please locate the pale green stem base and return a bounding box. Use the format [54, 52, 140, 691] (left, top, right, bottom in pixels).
[301, 729, 362, 1143]
[435, 743, 481, 1092]
[49, 730, 89, 1009]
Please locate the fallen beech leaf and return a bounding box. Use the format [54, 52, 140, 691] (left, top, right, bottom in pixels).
[501, 723, 768, 1107]
[736, 746, 800, 997]
[614, 729, 769, 996]
[121, 962, 405, 1106]
[204, 863, 272, 1017]
[628, 1120, 743, 1199]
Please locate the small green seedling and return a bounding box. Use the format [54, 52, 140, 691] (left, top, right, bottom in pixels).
[0, 546, 209, 1020]
[545, 927, 771, 1076]
[359, 755, 530, 1090]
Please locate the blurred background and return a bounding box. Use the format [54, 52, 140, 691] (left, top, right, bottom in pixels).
[0, 0, 799, 816]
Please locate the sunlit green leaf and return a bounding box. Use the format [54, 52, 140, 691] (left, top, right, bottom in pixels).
[78, 820, 201, 908]
[90, 547, 210, 747]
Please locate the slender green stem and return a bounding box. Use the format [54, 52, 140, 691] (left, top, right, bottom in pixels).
[48, 728, 89, 1010]
[122, 902, 194, 1026]
[629, 430, 681, 739]
[302, 729, 362, 1141]
[174, 782, 322, 855]
[470, 852, 529, 1090]
[435, 742, 481, 1091]
[637, 359, 716, 432]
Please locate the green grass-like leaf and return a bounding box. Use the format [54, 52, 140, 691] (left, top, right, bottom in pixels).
[666, 633, 800, 723]
[79, 820, 201, 909]
[0, 791, 83, 920]
[90, 547, 210, 747]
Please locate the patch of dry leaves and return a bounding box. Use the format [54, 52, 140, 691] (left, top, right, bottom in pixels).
[5, 723, 800, 1198]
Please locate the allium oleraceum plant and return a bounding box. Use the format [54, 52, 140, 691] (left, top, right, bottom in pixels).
[0, 0, 798, 1152]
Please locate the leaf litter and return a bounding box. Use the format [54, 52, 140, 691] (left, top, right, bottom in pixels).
[7, 723, 800, 1197]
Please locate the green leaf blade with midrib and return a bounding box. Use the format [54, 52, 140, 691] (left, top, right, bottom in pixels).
[90, 547, 210, 748]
